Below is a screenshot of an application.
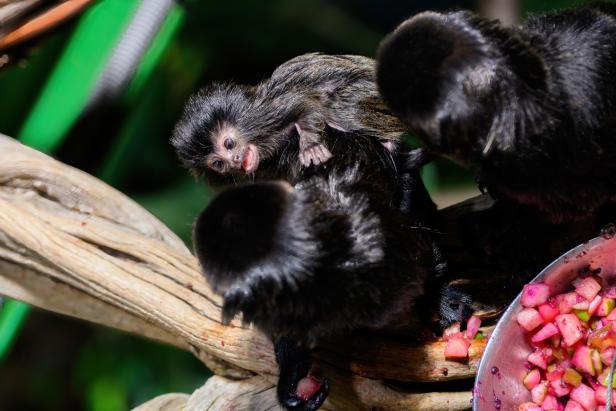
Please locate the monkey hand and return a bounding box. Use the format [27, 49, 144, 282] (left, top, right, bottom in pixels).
[295, 123, 332, 167]
[275, 337, 330, 411]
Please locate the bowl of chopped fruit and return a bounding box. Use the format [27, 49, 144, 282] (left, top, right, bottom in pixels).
[473, 234, 616, 411]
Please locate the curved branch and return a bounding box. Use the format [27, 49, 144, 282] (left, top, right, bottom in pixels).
[0, 134, 477, 410]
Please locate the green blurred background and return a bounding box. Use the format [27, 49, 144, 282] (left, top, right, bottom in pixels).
[0, 0, 583, 409]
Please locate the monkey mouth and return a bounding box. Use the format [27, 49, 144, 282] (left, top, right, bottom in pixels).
[241, 144, 259, 173]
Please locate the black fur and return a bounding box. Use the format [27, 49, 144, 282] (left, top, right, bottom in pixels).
[193, 130, 436, 344]
[377, 3, 616, 222]
[171, 53, 406, 188]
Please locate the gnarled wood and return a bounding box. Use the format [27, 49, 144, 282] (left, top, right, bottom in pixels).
[0, 134, 485, 410]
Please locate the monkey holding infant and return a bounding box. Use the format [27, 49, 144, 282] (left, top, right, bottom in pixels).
[172, 3, 616, 409]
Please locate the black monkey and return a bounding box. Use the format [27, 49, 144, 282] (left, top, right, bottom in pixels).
[377, 3, 616, 223]
[171, 53, 406, 188]
[192, 130, 437, 410]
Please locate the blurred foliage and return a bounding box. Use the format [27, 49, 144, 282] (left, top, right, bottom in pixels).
[0, 0, 592, 409]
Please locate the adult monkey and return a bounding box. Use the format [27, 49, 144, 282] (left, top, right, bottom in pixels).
[377, 3, 616, 224]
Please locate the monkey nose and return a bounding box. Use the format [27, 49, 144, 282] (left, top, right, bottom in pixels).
[233, 154, 241, 162]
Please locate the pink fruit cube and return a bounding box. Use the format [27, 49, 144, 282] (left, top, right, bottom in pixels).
[555, 314, 585, 347]
[570, 383, 598, 410]
[564, 400, 585, 411]
[559, 293, 581, 314]
[519, 308, 545, 331]
[528, 350, 548, 369]
[589, 295, 602, 316]
[595, 386, 616, 406]
[524, 369, 542, 389]
[571, 346, 595, 376]
[550, 379, 571, 397]
[443, 322, 461, 340]
[546, 364, 564, 381]
[522, 283, 551, 307]
[600, 348, 614, 366]
[532, 381, 548, 404]
[465, 316, 481, 339]
[597, 298, 616, 317]
[444, 337, 470, 359]
[532, 322, 560, 343]
[575, 277, 602, 301]
[539, 300, 560, 322]
[542, 394, 559, 409]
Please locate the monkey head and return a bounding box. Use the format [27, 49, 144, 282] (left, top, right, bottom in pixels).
[205, 122, 260, 174]
[171, 83, 268, 182]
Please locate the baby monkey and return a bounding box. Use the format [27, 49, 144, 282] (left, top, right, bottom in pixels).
[172, 53, 406, 187]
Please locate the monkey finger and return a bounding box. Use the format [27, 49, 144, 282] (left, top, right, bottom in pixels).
[318, 145, 332, 163]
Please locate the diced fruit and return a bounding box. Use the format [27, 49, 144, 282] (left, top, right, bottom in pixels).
[524, 369, 542, 389]
[555, 314, 585, 347]
[589, 295, 602, 316]
[563, 368, 582, 387]
[592, 349, 604, 374]
[529, 350, 549, 369]
[598, 368, 616, 388]
[518, 403, 542, 411]
[509, 269, 616, 409]
[595, 386, 616, 406]
[573, 300, 590, 311]
[601, 348, 615, 366]
[539, 300, 560, 322]
[444, 337, 470, 359]
[542, 394, 559, 409]
[574, 310, 590, 322]
[443, 322, 460, 340]
[570, 383, 597, 410]
[565, 400, 584, 411]
[522, 283, 551, 307]
[575, 277, 602, 301]
[564, 400, 585, 411]
[533, 323, 560, 343]
[465, 316, 481, 339]
[559, 293, 580, 314]
[532, 381, 548, 404]
[597, 298, 616, 317]
[474, 331, 484, 340]
[519, 308, 545, 331]
[546, 363, 564, 381]
[571, 346, 595, 376]
[588, 324, 616, 351]
[550, 379, 571, 397]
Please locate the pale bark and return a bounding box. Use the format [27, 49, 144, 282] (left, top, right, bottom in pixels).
[0, 134, 475, 410]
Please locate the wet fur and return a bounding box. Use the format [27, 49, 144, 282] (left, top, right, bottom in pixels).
[377, 3, 616, 223]
[171, 53, 406, 188]
[193, 130, 436, 345]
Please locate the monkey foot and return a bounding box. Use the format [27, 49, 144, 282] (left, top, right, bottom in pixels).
[275, 337, 329, 410]
[299, 144, 332, 167]
[280, 375, 329, 411]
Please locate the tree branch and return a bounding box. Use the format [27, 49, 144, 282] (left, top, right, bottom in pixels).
[0, 134, 480, 410]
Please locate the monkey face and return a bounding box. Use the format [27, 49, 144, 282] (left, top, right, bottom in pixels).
[207, 125, 260, 175]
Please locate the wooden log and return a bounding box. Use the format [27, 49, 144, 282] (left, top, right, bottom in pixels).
[0, 134, 479, 409]
[132, 393, 189, 411]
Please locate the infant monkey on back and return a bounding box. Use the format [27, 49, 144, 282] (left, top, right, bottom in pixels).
[171, 53, 436, 410]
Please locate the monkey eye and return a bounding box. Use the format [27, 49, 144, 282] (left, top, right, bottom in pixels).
[211, 159, 225, 170]
[224, 138, 235, 150]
